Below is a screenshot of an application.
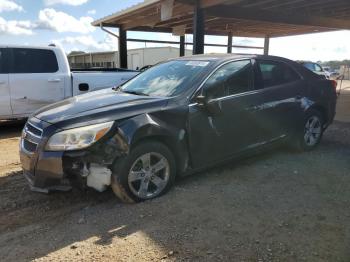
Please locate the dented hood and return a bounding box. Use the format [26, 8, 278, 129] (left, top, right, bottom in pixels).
[33, 88, 169, 129]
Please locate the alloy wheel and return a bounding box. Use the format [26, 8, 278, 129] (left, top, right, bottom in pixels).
[304, 115, 322, 146]
[128, 152, 170, 199]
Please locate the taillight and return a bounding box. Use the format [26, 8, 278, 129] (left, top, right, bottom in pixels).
[330, 80, 337, 91]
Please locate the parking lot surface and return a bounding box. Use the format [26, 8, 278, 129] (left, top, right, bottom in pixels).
[0, 117, 349, 261]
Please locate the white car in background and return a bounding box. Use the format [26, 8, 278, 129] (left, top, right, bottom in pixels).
[298, 61, 331, 79]
[0, 45, 138, 120]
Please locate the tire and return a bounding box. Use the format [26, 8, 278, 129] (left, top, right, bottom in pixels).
[111, 141, 176, 203]
[291, 109, 324, 152]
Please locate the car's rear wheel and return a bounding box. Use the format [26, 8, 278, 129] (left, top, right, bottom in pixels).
[111, 141, 176, 203]
[292, 109, 324, 151]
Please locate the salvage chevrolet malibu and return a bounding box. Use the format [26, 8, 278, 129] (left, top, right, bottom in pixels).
[20, 54, 337, 203]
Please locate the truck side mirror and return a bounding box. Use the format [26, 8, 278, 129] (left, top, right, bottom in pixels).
[79, 83, 89, 92]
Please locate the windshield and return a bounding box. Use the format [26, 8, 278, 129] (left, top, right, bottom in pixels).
[121, 60, 211, 97]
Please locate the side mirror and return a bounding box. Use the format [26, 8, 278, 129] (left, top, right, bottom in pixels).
[194, 95, 207, 106]
[194, 94, 222, 115]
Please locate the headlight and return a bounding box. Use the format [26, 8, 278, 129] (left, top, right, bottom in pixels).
[45, 122, 114, 151]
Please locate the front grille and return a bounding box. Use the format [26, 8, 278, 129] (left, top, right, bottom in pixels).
[23, 139, 37, 152]
[22, 121, 43, 153]
[26, 123, 43, 137]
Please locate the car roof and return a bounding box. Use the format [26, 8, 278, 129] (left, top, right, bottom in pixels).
[174, 54, 322, 80]
[174, 54, 294, 64]
[175, 53, 254, 61]
[297, 60, 318, 64]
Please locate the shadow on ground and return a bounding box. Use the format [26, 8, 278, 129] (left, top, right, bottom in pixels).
[0, 120, 25, 139]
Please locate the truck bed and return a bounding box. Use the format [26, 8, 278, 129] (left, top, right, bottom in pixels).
[71, 68, 137, 73]
[71, 70, 139, 96]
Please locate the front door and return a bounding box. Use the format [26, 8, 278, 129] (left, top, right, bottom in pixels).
[9, 48, 65, 116]
[0, 48, 12, 118]
[188, 59, 267, 168]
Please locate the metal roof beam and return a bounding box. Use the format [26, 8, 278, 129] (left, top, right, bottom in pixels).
[206, 5, 350, 30]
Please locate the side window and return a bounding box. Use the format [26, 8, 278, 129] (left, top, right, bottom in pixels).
[203, 60, 253, 99]
[0, 48, 7, 74]
[258, 60, 300, 88]
[0, 49, 3, 74]
[12, 48, 59, 73]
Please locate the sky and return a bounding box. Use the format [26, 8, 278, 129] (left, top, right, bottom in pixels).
[0, 0, 350, 62]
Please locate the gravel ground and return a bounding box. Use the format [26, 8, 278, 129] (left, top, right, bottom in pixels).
[0, 120, 349, 262]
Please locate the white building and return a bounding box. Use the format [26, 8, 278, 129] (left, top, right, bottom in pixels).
[68, 46, 192, 70]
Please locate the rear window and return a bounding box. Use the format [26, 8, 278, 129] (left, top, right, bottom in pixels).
[303, 62, 315, 71]
[314, 63, 323, 72]
[11, 48, 59, 73]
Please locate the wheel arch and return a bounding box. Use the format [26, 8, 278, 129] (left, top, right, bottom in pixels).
[118, 114, 190, 175]
[307, 104, 328, 126]
[131, 134, 189, 176]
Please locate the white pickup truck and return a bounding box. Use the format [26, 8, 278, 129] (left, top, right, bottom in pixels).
[0, 45, 139, 120]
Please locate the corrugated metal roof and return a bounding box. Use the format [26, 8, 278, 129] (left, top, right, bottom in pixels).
[92, 0, 161, 26]
[91, 0, 350, 37]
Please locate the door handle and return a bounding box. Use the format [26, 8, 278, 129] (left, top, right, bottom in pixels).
[0, 81, 6, 85]
[248, 105, 259, 111]
[48, 78, 61, 83]
[79, 83, 89, 92]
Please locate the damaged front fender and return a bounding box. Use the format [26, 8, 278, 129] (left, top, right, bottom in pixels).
[117, 113, 190, 174]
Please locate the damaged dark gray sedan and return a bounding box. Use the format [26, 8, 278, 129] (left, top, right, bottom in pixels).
[20, 54, 337, 203]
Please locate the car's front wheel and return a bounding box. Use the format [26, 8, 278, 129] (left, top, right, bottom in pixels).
[292, 109, 324, 151]
[111, 141, 176, 203]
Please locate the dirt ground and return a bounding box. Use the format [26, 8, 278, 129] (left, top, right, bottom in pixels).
[0, 107, 350, 261]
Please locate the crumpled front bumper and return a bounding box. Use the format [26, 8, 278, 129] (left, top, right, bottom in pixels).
[19, 118, 73, 193]
[23, 171, 71, 193]
[20, 148, 72, 193]
[20, 118, 128, 193]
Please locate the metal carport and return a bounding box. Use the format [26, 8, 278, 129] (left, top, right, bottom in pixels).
[92, 0, 350, 68]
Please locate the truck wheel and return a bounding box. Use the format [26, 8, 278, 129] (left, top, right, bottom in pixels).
[292, 109, 324, 151]
[111, 141, 176, 203]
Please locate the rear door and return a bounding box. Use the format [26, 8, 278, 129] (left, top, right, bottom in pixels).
[254, 59, 305, 139]
[9, 48, 65, 116]
[0, 48, 12, 117]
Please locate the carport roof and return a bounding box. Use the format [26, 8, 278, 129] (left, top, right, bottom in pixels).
[92, 0, 350, 37]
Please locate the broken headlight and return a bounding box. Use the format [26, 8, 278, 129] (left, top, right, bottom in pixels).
[45, 122, 114, 151]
